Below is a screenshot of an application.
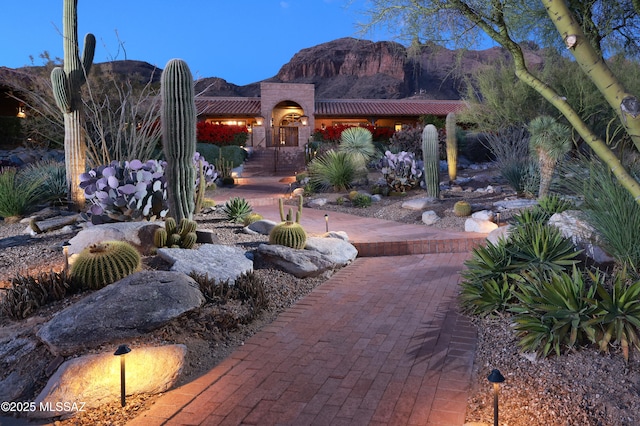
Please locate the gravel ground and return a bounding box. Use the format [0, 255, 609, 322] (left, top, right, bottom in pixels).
[2, 175, 640, 425]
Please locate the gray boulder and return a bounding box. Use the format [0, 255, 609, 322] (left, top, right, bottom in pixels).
[157, 244, 253, 281]
[548, 210, 615, 264]
[244, 219, 278, 235]
[422, 210, 440, 225]
[67, 221, 162, 256]
[256, 236, 357, 278]
[37, 271, 204, 356]
[401, 197, 438, 210]
[31, 345, 187, 418]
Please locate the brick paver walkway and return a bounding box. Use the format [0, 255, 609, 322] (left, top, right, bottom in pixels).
[124, 177, 481, 426]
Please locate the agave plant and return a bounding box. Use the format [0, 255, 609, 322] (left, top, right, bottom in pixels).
[590, 271, 640, 362]
[511, 267, 599, 358]
[508, 223, 581, 275]
[221, 197, 253, 223]
[459, 274, 515, 316]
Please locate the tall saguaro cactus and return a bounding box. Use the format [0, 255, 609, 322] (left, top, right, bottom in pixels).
[51, 0, 95, 210]
[161, 59, 197, 222]
[422, 124, 440, 198]
[445, 112, 458, 182]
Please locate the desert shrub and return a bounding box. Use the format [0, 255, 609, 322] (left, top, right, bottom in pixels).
[221, 197, 252, 223]
[308, 150, 363, 191]
[0, 167, 44, 219]
[196, 142, 220, 164]
[351, 193, 372, 208]
[189, 271, 268, 324]
[389, 125, 424, 157]
[483, 127, 540, 194]
[220, 145, 247, 168]
[0, 270, 79, 320]
[559, 157, 640, 272]
[22, 160, 67, 205]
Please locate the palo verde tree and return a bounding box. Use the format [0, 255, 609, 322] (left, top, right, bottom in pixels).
[363, 0, 640, 204]
[51, 0, 95, 210]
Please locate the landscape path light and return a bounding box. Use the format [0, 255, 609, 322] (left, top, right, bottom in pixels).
[324, 214, 329, 232]
[62, 241, 71, 274]
[487, 368, 505, 426]
[114, 344, 132, 407]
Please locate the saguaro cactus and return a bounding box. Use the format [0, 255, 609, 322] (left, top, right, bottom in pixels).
[422, 124, 440, 198]
[161, 59, 197, 222]
[445, 112, 458, 182]
[51, 0, 95, 210]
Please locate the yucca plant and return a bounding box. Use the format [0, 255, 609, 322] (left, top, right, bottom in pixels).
[508, 223, 581, 275]
[590, 271, 640, 362]
[307, 150, 364, 191]
[221, 197, 252, 223]
[511, 267, 599, 358]
[0, 167, 45, 219]
[528, 115, 572, 198]
[337, 126, 376, 169]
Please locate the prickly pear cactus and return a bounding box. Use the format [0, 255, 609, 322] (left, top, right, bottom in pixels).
[51, 0, 96, 210]
[70, 241, 141, 290]
[422, 124, 440, 198]
[161, 59, 197, 223]
[445, 112, 458, 182]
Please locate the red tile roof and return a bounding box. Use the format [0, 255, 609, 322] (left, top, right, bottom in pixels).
[195, 97, 261, 116]
[194, 97, 467, 117]
[315, 99, 467, 116]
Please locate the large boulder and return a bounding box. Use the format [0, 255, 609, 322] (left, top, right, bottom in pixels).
[31, 345, 187, 418]
[548, 210, 615, 264]
[157, 245, 253, 281]
[465, 217, 498, 233]
[37, 271, 204, 356]
[256, 236, 357, 278]
[67, 221, 162, 256]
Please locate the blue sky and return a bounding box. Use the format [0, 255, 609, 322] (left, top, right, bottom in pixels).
[1, 0, 395, 86]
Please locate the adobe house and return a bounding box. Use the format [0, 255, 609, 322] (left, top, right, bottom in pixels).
[196, 82, 466, 174]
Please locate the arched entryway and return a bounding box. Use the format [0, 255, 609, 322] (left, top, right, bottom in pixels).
[265, 100, 309, 173]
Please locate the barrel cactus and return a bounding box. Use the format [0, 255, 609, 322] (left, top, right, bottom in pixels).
[70, 241, 141, 290]
[453, 200, 472, 217]
[445, 112, 458, 182]
[269, 195, 307, 249]
[422, 124, 440, 198]
[154, 217, 198, 249]
[161, 59, 197, 223]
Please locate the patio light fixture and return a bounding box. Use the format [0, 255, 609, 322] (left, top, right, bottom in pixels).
[114, 344, 132, 407]
[487, 368, 505, 426]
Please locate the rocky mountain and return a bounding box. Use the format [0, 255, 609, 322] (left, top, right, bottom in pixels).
[196, 38, 543, 100]
[3, 38, 545, 101]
